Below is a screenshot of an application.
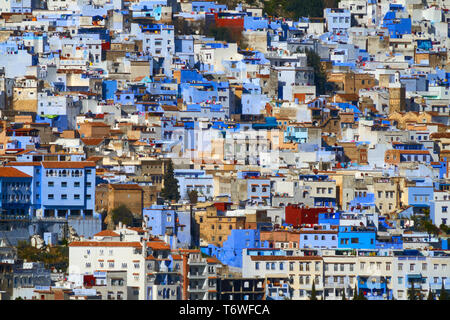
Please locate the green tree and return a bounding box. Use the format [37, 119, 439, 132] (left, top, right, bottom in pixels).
[439, 283, 448, 300]
[408, 282, 417, 300]
[17, 240, 69, 272]
[357, 289, 367, 300]
[161, 160, 180, 202]
[305, 49, 335, 96]
[188, 189, 198, 205]
[263, 0, 328, 19]
[342, 290, 346, 300]
[310, 281, 317, 300]
[111, 205, 134, 226]
[408, 281, 424, 300]
[352, 284, 358, 300]
[427, 289, 435, 300]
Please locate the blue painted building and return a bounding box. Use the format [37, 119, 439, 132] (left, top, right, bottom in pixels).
[143, 205, 191, 248]
[0, 167, 32, 218]
[7, 161, 97, 219]
[299, 230, 338, 249]
[324, 8, 351, 34]
[174, 169, 214, 201]
[318, 211, 340, 226]
[338, 226, 376, 249]
[201, 229, 269, 268]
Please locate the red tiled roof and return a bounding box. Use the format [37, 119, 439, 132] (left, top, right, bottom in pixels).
[79, 122, 110, 127]
[206, 257, 220, 264]
[42, 161, 96, 168]
[94, 230, 120, 237]
[0, 167, 31, 178]
[81, 138, 104, 146]
[4, 162, 41, 167]
[147, 242, 171, 250]
[126, 227, 146, 234]
[69, 241, 142, 248]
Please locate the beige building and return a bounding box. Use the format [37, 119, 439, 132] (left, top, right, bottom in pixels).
[12, 76, 42, 113]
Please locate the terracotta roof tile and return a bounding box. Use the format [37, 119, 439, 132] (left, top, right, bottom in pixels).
[147, 241, 171, 250]
[94, 230, 120, 237]
[69, 241, 142, 248]
[42, 161, 96, 169]
[0, 167, 31, 178]
[81, 138, 104, 146]
[5, 162, 41, 166]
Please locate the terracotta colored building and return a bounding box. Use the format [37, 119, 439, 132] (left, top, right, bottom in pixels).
[77, 122, 111, 138]
[196, 206, 246, 246]
[96, 183, 144, 219]
[285, 206, 333, 228]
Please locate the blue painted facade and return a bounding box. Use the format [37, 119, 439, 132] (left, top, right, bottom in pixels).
[102, 80, 118, 100]
[0, 168, 32, 217]
[318, 211, 340, 226]
[8, 162, 97, 219]
[143, 205, 191, 248]
[201, 229, 269, 268]
[324, 8, 351, 34]
[338, 226, 376, 249]
[299, 231, 338, 249]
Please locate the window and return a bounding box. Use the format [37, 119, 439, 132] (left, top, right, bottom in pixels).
[74, 182, 80, 187]
[61, 182, 67, 188]
[255, 262, 260, 270]
[48, 194, 54, 200]
[398, 277, 403, 284]
[48, 182, 54, 187]
[74, 194, 80, 200]
[422, 263, 427, 271]
[398, 263, 403, 271]
[61, 194, 67, 200]
[410, 264, 415, 271]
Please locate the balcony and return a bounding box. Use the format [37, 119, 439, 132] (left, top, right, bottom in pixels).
[188, 260, 206, 266]
[428, 280, 450, 290]
[188, 286, 207, 293]
[188, 272, 207, 279]
[324, 279, 351, 288]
